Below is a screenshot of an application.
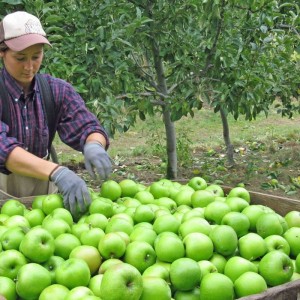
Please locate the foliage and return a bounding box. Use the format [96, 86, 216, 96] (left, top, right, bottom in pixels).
[0, 0, 299, 178]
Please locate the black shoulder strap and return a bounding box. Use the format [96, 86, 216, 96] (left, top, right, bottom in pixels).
[0, 73, 10, 126]
[36, 74, 57, 155]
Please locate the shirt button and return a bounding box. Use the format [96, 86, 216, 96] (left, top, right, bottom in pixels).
[14, 98, 18, 102]
[25, 126, 29, 130]
[25, 147, 28, 151]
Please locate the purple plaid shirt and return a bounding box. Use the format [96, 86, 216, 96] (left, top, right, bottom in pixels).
[0, 68, 109, 174]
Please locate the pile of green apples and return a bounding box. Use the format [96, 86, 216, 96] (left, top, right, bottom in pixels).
[0, 177, 300, 300]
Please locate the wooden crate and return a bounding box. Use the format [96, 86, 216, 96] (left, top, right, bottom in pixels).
[0, 188, 300, 299]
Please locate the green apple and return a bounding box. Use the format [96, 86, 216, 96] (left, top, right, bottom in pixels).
[55, 258, 91, 289]
[154, 232, 185, 263]
[71, 223, 90, 239]
[283, 227, 300, 258]
[209, 225, 238, 256]
[110, 212, 134, 226]
[42, 194, 64, 215]
[142, 264, 170, 282]
[199, 273, 234, 300]
[39, 284, 69, 300]
[258, 250, 294, 286]
[124, 241, 156, 273]
[242, 204, 273, 232]
[191, 190, 215, 208]
[170, 257, 201, 291]
[205, 184, 224, 197]
[19, 227, 55, 263]
[174, 287, 200, 300]
[204, 201, 231, 225]
[181, 208, 204, 222]
[234, 271, 267, 298]
[50, 207, 74, 227]
[98, 232, 127, 259]
[178, 217, 212, 238]
[188, 176, 207, 190]
[0, 199, 25, 216]
[296, 253, 300, 272]
[221, 211, 250, 238]
[89, 197, 114, 218]
[238, 232, 267, 261]
[0, 276, 16, 300]
[183, 232, 214, 261]
[32, 195, 47, 210]
[4, 215, 30, 228]
[16, 263, 52, 300]
[224, 256, 258, 282]
[117, 197, 141, 208]
[0, 226, 25, 250]
[0, 249, 27, 280]
[100, 180, 122, 201]
[54, 233, 81, 259]
[225, 196, 249, 212]
[84, 213, 108, 231]
[42, 217, 71, 238]
[134, 190, 155, 205]
[284, 210, 300, 228]
[42, 255, 65, 284]
[140, 276, 172, 300]
[155, 197, 177, 213]
[98, 258, 123, 274]
[24, 208, 46, 227]
[130, 226, 157, 247]
[209, 253, 228, 273]
[100, 263, 143, 300]
[80, 227, 105, 248]
[119, 179, 139, 198]
[70, 245, 102, 275]
[198, 260, 218, 280]
[264, 234, 290, 255]
[65, 286, 94, 300]
[174, 189, 194, 206]
[149, 181, 171, 199]
[88, 274, 103, 297]
[227, 186, 251, 203]
[133, 204, 155, 224]
[256, 212, 284, 238]
[153, 213, 180, 234]
[105, 216, 134, 235]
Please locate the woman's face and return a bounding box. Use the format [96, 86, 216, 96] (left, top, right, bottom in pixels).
[0, 44, 44, 91]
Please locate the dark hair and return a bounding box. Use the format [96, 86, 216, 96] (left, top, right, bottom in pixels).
[0, 42, 8, 52]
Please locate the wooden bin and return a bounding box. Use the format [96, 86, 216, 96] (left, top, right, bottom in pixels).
[0, 188, 300, 300]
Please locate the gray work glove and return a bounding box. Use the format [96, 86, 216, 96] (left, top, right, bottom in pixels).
[51, 167, 91, 218]
[83, 142, 112, 180]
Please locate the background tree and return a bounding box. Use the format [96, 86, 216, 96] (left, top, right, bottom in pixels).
[1, 0, 299, 179]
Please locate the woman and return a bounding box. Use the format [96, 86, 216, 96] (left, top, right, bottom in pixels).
[0, 11, 112, 217]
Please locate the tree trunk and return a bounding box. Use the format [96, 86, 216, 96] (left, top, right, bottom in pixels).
[148, 17, 178, 179]
[163, 107, 178, 179]
[220, 107, 235, 165]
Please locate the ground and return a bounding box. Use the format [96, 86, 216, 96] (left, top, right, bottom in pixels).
[57, 136, 300, 200]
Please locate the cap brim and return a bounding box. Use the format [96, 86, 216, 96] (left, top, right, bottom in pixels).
[5, 33, 51, 51]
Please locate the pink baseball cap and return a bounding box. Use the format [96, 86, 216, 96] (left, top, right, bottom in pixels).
[0, 11, 51, 51]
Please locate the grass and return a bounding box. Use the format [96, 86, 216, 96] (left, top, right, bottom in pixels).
[54, 106, 300, 198]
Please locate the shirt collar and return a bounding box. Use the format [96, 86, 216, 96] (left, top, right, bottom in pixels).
[2, 68, 37, 101]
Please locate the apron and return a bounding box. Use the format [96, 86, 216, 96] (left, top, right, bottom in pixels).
[0, 173, 58, 200]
